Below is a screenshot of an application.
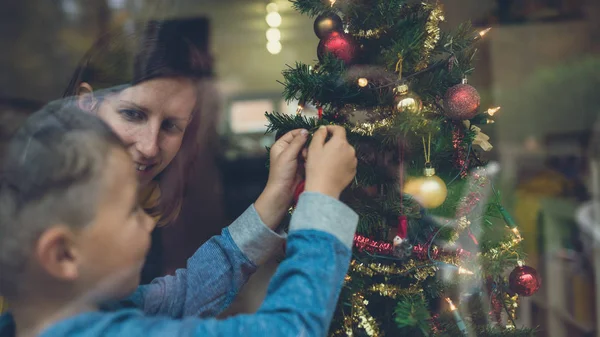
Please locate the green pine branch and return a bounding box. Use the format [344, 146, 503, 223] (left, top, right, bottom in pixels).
[395, 294, 432, 336]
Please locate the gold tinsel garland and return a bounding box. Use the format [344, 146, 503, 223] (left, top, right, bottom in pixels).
[350, 255, 463, 279]
[368, 283, 422, 299]
[447, 216, 472, 244]
[503, 292, 519, 323]
[415, 2, 445, 71]
[480, 239, 520, 261]
[349, 118, 393, 137]
[352, 293, 381, 337]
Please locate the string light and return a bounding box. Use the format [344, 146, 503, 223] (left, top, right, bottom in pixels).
[266, 2, 278, 13]
[357, 78, 369, 87]
[296, 104, 304, 115]
[265, 4, 282, 54]
[266, 28, 281, 41]
[458, 267, 474, 275]
[446, 297, 457, 311]
[266, 40, 282, 54]
[330, 0, 336, 6]
[445, 298, 468, 336]
[512, 228, 523, 243]
[477, 27, 491, 39]
[486, 106, 501, 116]
[266, 12, 282, 27]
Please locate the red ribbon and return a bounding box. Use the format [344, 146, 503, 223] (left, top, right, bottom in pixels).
[354, 234, 394, 255]
[317, 106, 323, 119]
[353, 235, 472, 259]
[468, 230, 479, 245]
[293, 180, 305, 205]
[397, 215, 408, 239]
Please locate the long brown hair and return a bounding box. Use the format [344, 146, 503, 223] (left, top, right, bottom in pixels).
[63, 19, 216, 225]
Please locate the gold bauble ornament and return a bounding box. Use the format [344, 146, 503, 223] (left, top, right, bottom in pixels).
[403, 166, 447, 208]
[394, 84, 423, 114]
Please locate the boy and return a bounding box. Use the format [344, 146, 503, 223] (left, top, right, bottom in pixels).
[0, 104, 358, 337]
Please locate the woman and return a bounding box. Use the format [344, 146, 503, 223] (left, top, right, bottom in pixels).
[0, 19, 309, 315]
[62, 19, 222, 283]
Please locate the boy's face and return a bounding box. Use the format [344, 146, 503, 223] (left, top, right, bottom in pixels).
[77, 148, 156, 299]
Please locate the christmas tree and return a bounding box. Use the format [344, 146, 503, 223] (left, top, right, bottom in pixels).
[266, 1, 540, 336]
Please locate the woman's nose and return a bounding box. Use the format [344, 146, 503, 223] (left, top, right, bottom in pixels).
[135, 125, 160, 159]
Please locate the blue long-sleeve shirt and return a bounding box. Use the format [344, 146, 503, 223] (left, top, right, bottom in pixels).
[0, 192, 358, 337]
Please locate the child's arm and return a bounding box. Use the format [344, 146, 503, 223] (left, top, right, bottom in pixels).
[112, 129, 309, 318]
[123, 203, 285, 318]
[46, 192, 358, 337]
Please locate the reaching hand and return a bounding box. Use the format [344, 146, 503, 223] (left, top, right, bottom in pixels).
[267, 129, 309, 198]
[305, 125, 357, 199]
[255, 129, 308, 229]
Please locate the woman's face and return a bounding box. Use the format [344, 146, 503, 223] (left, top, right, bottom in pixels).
[89, 77, 197, 186]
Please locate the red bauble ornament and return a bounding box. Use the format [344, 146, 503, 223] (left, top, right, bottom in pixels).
[443, 81, 481, 120]
[509, 265, 541, 296]
[317, 32, 357, 66]
[293, 180, 306, 205]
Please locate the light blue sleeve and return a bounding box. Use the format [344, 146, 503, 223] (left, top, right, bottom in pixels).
[44, 193, 359, 337]
[128, 205, 286, 318]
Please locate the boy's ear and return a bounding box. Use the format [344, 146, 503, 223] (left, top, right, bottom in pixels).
[77, 82, 97, 112]
[35, 226, 79, 281]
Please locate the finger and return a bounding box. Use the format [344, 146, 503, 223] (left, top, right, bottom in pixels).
[326, 125, 347, 141]
[309, 126, 328, 152]
[279, 129, 309, 162]
[271, 129, 307, 158]
[276, 129, 306, 146]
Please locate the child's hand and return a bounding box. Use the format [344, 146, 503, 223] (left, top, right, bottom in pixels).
[255, 129, 309, 229]
[305, 126, 357, 199]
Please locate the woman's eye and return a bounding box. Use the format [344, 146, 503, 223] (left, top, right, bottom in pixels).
[162, 120, 182, 132]
[119, 109, 144, 121]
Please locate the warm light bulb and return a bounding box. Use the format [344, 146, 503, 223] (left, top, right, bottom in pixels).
[512, 228, 523, 242]
[478, 27, 491, 38]
[487, 106, 501, 116]
[445, 298, 457, 311]
[266, 40, 282, 54]
[266, 2, 278, 13]
[266, 12, 282, 27]
[357, 78, 368, 87]
[295, 105, 304, 115]
[330, 0, 336, 6]
[458, 267, 474, 275]
[266, 28, 281, 41]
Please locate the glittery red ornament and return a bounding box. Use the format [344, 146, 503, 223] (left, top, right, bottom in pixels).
[293, 180, 305, 205]
[490, 293, 503, 324]
[452, 129, 469, 178]
[317, 32, 357, 66]
[509, 265, 541, 296]
[443, 82, 481, 120]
